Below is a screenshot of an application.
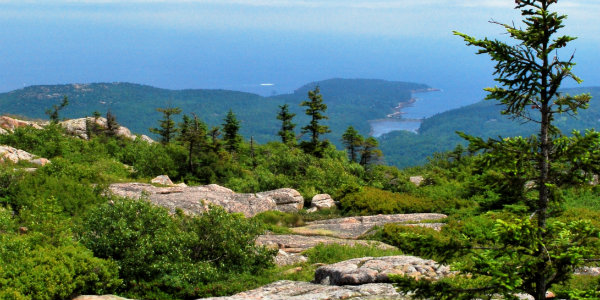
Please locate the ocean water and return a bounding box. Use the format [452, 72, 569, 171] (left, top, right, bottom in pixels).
[370, 88, 485, 137]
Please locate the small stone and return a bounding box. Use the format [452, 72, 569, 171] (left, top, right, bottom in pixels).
[306, 207, 318, 213]
[311, 194, 336, 210]
[151, 175, 174, 186]
[409, 176, 424, 186]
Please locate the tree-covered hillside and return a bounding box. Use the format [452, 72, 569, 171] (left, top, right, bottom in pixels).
[0, 79, 426, 147]
[380, 87, 600, 168]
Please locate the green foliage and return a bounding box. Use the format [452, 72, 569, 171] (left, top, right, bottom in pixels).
[377, 224, 458, 261]
[339, 186, 469, 215]
[150, 106, 182, 144]
[253, 210, 304, 228]
[222, 109, 242, 153]
[359, 136, 383, 167]
[300, 86, 331, 157]
[79, 199, 275, 299]
[276, 104, 296, 145]
[552, 276, 600, 300]
[45, 95, 69, 123]
[0, 233, 121, 300]
[303, 243, 403, 264]
[342, 126, 363, 163]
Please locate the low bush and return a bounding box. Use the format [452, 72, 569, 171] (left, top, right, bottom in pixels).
[339, 186, 468, 215]
[303, 243, 403, 264]
[376, 224, 458, 261]
[0, 232, 121, 300]
[78, 199, 275, 299]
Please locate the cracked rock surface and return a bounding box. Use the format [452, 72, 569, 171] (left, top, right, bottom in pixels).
[197, 280, 409, 300]
[315, 256, 453, 285]
[108, 183, 303, 217]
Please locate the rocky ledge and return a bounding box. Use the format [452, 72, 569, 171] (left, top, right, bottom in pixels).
[315, 255, 453, 285]
[108, 183, 304, 217]
[198, 280, 408, 300]
[0, 145, 50, 166]
[291, 213, 447, 239]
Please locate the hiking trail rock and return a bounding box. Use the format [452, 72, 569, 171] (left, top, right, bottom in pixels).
[291, 214, 446, 239]
[197, 280, 408, 300]
[315, 256, 453, 285]
[108, 183, 303, 217]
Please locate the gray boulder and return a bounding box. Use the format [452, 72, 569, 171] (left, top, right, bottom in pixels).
[315, 256, 453, 286]
[197, 280, 408, 300]
[108, 183, 303, 217]
[311, 193, 336, 210]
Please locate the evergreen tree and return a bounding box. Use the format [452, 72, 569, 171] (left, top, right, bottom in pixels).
[222, 109, 242, 153]
[300, 87, 331, 156]
[359, 137, 382, 167]
[179, 114, 208, 174]
[342, 126, 364, 163]
[105, 110, 120, 137]
[276, 104, 296, 145]
[150, 106, 182, 144]
[45, 95, 69, 123]
[398, 1, 599, 299]
[208, 126, 221, 151]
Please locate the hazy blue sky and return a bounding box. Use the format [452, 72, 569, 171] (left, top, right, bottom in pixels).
[1, 0, 598, 103]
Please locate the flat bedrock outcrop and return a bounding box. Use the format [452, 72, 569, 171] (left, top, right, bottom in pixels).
[108, 183, 304, 217]
[257, 234, 398, 254]
[291, 213, 447, 239]
[315, 255, 453, 286]
[197, 280, 408, 300]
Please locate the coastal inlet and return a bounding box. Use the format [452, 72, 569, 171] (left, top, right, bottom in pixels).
[369, 88, 482, 137]
[369, 88, 439, 137]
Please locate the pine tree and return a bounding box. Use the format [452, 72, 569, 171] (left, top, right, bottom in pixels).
[276, 104, 296, 145]
[150, 106, 182, 144]
[179, 113, 207, 174]
[208, 126, 221, 151]
[359, 137, 382, 167]
[397, 1, 599, 299]
[342, 126, 364, 163]
[105, 110, 120, 137]
[300, 86, 331, 156]
[222, 109, 242, 153]
[45, 95, 69, 123]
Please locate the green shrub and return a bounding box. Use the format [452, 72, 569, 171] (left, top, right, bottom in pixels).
[377, 224, 458, 261]
[0, 233, 121, 300]
[79, 199, 275, 299]
[552, 275, 600, 299]
[303, 243, 403, 264]
[253, 211, 304, 228]
[339, 186, 468, 215]
[8, 172, 105, 218]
